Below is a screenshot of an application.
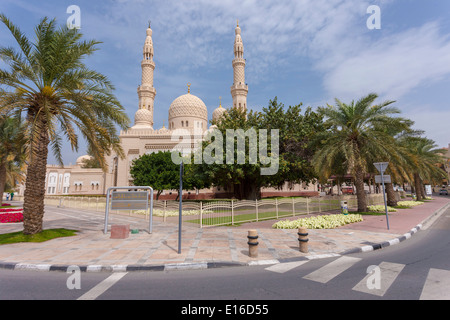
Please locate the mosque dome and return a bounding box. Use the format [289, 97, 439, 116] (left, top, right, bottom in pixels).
[212, 104, 226, 122]
[133, 108, 153, 128]
[168, 87, 208, 131]
[76, 155, 92, 166]
[169, 93, 207, 120]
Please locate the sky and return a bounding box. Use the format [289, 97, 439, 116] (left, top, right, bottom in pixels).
[1, 0, 450, 165]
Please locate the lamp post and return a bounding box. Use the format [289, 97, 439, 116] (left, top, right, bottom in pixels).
[178, 162, 183, 254]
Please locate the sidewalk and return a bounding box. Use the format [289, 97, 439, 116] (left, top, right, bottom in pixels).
[0, 196, 449, 272]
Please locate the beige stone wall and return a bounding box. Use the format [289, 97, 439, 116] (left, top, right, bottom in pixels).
[42, 164, 109, 196]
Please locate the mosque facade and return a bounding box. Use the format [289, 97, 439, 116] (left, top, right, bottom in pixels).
[35, 22, 317, 199]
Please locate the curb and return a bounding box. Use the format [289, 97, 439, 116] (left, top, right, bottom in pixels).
[339, 224, 421, 255]
[340, 201, 450, 256]
[1, 201, 449, 273]
[0, 261, 247, 273]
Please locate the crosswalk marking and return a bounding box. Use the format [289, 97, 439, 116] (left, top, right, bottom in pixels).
[352, 262, 405, 296]
[264, 257, 450, 299]
[77, 272, 128, 300]
[303, 256, 361, 283]
[420, 268, 450, 300]
[265, 261, 308, 273]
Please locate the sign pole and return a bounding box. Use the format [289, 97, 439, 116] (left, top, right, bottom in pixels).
[178, 162, 183, 254]
[380, 170, 390, 230]
[374, 162, 390, 230]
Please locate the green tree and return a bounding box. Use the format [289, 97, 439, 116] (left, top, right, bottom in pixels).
[131, 151, 207, 200]
[0, 15, 129, 234]
[313, 93, 409, 212]
[196, 98, 323, 200]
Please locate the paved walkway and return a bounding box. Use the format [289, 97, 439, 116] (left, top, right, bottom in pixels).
[0, 196, 449, 272]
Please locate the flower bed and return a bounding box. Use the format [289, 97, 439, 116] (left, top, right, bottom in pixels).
[1, 203, 11, 206]
[0, 208, 23, 213]
[396, 201, 424, 208]
[0, 207, 23, 223]
[0, 211, 23, 223]
[367, 205, 397, 213]
[272, 214, 363, 229]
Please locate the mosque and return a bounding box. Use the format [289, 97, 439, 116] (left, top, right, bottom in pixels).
[33, 22, 317, 199]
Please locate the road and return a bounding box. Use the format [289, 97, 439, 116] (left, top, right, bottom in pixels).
[0, 205, 449, 305]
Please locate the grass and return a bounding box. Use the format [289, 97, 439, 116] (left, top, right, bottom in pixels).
[0, 228, 78, 245]
[186, 210, 297, 226]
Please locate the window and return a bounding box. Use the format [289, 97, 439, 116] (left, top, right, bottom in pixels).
[186, 120, 189, 127]
[181, 121, 184, 127]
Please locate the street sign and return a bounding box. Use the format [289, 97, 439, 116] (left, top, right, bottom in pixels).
[374, 162, 389, 174]
[111, 191, 148, 210]
[104, 187, 154, 234]
[375, 175, 391, 184]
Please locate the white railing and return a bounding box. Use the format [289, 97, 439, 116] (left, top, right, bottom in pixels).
[43, 194, 385, 228]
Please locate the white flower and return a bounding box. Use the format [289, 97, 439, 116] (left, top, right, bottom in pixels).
[272, 214, 363, 229]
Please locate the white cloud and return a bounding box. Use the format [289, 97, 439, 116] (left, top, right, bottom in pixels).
[323, 22, 450, 101]
[404, 105, 450, 148]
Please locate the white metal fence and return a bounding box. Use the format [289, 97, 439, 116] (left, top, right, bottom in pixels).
[43, 194, 385, 228]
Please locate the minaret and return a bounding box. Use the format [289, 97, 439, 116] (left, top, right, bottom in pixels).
[134, 22, 156, 128]
[230, 20, 248, 111]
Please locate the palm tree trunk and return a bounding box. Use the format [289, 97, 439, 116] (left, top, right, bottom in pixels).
[0, 161, 6, 202]
[354, 168, 367, 212]
[22, 124, 49, 235]
[418, 177, 426, 199]
[414, 173, 422, 201]
[386, 183, 398, 206]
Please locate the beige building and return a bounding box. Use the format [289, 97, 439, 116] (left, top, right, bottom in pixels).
[32, 22, 317, 199]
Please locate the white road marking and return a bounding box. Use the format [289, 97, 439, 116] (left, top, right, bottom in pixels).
[420, 268, 450, 300]
[352, 262, 405, 296]
[77, 272, 127, 300]
[303, 256, 361, 283]
[265, 261, 308, 273]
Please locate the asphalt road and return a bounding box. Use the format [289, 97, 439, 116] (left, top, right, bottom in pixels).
[0, 205, 449, 305]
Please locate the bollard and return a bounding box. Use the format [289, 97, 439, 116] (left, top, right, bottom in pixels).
[247, 229, 259, 258]
[298, 227, 309, 253]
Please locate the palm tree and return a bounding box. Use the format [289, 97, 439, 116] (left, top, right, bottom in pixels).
[313, 93, 410, 212]
[400, 136, 446, 200]
[369, 119, 417, 207]
[0, 15, 129, 234]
